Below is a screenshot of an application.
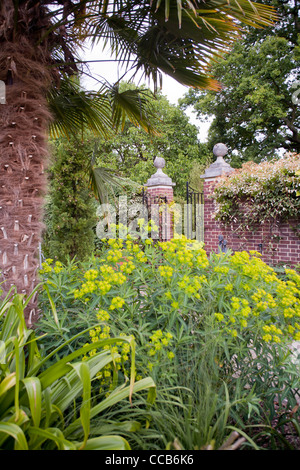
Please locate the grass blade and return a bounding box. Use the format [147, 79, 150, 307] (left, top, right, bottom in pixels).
[82, 435, 131, 450]
[70, 362, 91, 449]
[28, 427, 77, 450]
[43, 284, 60, 327]
[0, 422, 28, 450]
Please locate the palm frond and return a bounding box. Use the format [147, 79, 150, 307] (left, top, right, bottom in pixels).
[84, 0, 277, 91]
[87, 144, 141, 204]
[108, 84, 160, 134]
[47, 75, 157, 139]
[47, 76, 113, 138]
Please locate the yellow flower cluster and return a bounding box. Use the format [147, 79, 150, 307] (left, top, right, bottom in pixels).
[119, 260, 136, 274]
[214, 265, 230, 274]
[84, 304, 135, 393]
[177, 274, 206, 298]
[84, 269, 98, 281]
[273, 275, 300, 331]
[135, 251, 148, 263]
[74, 278, 112, 299]
[196, 249, 210, 268]
[96, 309, 110, 322]
[39, 258, 54, 274]
[262, 324, 283, 343]
[53, 261, 63, 273]
[109, 296, 126, 310]
[39, 259, 64, 274]
[230, 297, 251, 326]
[74, 263, 128, 300]
[251, 289, 277, 315]
[231, 251, 275, 282]
[137, 218, 159, 239]
[160, 238, 209, 269]
[210, 259, 300, 343]
[106, 249, 123, 263]
[225, 284, 234, 291]
[214, 313, 224, 322]
[287, 323, 300, 340]
[147, 330, 174, 360]
[158, 265, 174, 279]
[90, 323, 111, 342]
[286, 269, 300, 287]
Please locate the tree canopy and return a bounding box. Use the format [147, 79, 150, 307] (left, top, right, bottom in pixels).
[180, 0, 300, 165]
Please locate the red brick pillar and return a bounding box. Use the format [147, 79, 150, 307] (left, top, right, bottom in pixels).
[145, 157, 175, 241]
[200, 144, 234, 254]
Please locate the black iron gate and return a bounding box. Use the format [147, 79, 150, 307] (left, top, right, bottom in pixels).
[186, 182, 204, 241]
[142, 188, 169, 241]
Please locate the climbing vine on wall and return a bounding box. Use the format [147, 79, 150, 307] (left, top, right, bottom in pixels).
[211, 153, 300, 233]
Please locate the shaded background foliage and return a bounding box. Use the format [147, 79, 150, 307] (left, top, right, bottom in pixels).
[90, 83, 212, 200]
[42, 83, 212, 262]
[42, 137, 98, 262]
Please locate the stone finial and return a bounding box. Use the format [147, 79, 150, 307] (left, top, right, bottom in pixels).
[213, 143, 228, 158]
[200, 143, 234, 180]
[154, 156, 165, 170]
[146, 157, 175, 187]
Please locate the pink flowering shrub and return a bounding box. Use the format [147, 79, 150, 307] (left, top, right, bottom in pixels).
[211, 153, 300, 230]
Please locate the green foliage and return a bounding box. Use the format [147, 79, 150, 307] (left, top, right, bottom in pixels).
[85, 0, 276, 92]
[48, 78, 158, 139]
[37, 233, 300, 449]
[92, 83, 211, 199]
[43, 137, 98, 262]
[0, 286, 156, 450]
[211, 154, 300, 231]
[180, 2, 300, 164]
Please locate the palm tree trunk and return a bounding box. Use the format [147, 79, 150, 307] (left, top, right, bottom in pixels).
[0, 41, 52, 325]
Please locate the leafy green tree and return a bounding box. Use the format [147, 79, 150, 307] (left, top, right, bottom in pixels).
[0, 0, 277, 322]
[180, 0, 300, 164]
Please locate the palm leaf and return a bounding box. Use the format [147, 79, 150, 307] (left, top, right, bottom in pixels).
[88, 165, 139, 205]
[85, 0, 277, 91]
[108, 84, 159, 133]
[87, 141, 141, 204]
[48, 75, 157, 140]
[47, 77, 113, 139]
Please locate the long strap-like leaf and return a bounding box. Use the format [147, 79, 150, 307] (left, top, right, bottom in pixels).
[64, 377, 156, 438]
[70, 362, 91, 449]
[0, 422, 28, 450]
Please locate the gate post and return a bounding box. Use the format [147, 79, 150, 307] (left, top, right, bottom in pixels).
[145, 157, 175, 241]
[200, 144, 234, 253]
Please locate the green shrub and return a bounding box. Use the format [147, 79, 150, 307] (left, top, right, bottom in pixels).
[42, 137, 97, 263]
[37, 233, 300, 449]
[211, 153, 300, 231]
[0, 286, 155, 450]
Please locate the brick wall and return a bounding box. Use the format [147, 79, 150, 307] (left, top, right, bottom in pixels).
[146, 185, 174, 241]
[146, 186, 174, 201]
[204, 180, 300, 266]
